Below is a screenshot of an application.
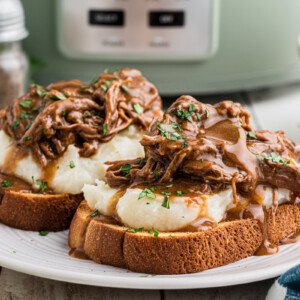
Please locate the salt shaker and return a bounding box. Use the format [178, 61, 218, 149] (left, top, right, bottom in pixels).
[0, 0, 29, 108]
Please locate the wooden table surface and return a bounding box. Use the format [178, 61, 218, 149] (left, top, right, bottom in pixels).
[2, 83, 300, 299]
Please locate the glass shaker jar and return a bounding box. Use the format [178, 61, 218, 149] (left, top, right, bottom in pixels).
[0, 0, 29, 109]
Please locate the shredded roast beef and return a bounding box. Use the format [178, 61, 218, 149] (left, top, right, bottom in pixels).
[106, 95, 300, 194]
[0, 68, 162, 167]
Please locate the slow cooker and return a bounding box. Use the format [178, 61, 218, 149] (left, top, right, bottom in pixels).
[22, 0, 300, 95]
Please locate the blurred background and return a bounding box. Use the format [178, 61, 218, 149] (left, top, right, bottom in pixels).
[1, 0, 300, 140]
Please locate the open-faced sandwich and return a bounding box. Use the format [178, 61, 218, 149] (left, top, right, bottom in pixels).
[69, 95, 300, 274]
[0, 68, 162, 231]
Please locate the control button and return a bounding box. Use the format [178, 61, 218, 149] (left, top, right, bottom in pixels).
[150, 36, 169, 47]
[102, 36, 124, 47]
[89, 10, 124, 26]
[149, 11, 184, 27]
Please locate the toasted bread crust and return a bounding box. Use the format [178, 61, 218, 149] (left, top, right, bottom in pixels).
[0, 190, 83, 231]
[69, 201, 300, 274]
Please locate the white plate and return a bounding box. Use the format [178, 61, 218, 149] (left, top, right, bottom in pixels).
[0, 223, 299, 290]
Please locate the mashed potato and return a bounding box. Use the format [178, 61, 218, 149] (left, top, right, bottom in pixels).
[83, 180, 293, 231]
[0, 126, 144, 194]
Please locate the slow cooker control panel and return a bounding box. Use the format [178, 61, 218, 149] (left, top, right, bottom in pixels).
[57, 0, 218, 61]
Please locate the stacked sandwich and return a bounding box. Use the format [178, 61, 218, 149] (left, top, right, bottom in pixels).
[69, 95, 300, 274]
[0, 68, 162, 231]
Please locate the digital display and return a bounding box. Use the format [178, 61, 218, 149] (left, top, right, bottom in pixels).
[149, 11, 185, 27]
[89, 10, 124, 26]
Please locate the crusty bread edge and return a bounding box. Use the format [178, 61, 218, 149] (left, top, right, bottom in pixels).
[0, 190, 83, 231]
[69, 201, 300, 274]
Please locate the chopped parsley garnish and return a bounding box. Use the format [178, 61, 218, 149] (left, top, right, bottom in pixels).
[262, 152, 290, 165]
[23, 136, 32, 142]
[90, 210, 98, 217]
[166, 184, 173, 188]
[154, 172, 159, 179]
[1, 181, 13, 188]
[246, 131, 257, 139]
[171, 131, 186, 140]
[69, 161, 75, 168]
[39, 231, 49, 236]
[134, 160, 146, 165]
[138, 188, 156, 200]
[170, 103, 198, 122]
[103, 123, 108, 136]
[182, 141, 188, 148]
[156, 122, 185, 141]
[121, 164, 132, 177]
[161, 191, 172, 196]
[174, 110, 192, 122]
[133, 103, 144, 114]
[189, 103, 195, 112]
[176, 190, 183, 196]
[83, 113, 91, 118]
[250, 150, 258, 155]
[20, 112, 29, 119]
[12, 111, 34, 130]
[80, 76, 100, 89]
[205, 108, 210, 118]
[20, 99, 32, 108]
[11, 119, 21, 129]
[101, 84, 108, 92]
[32, 106, 40, 112]
[62, 111, 66, 117]
[35, 85, 48, 97]
[162, 195, 170, 209]
[147, 228, 159, 236]
[36, 179, 47, 194]
[49, 93, 66, 100]
[170, 122, 182, 131]
[125, 227, 144, 233]
[150, 186, 155, 192]
[257, 157, 263, 163]
[25, 121, 33, 131]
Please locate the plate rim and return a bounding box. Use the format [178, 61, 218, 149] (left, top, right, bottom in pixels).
[0, 249, 299, 289]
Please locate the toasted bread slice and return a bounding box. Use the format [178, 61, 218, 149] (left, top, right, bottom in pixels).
[0, 173, 83, 231]
[69, 201, 300, 274]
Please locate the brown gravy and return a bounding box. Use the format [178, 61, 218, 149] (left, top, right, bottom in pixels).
[180, 217, 217, 232]
[0, 172, 33, 195]
[69, 248, 90, 260]
[0, 68, 162, 170]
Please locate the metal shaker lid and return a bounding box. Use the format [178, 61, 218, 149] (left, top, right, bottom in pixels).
[0, 0, 28, 43]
